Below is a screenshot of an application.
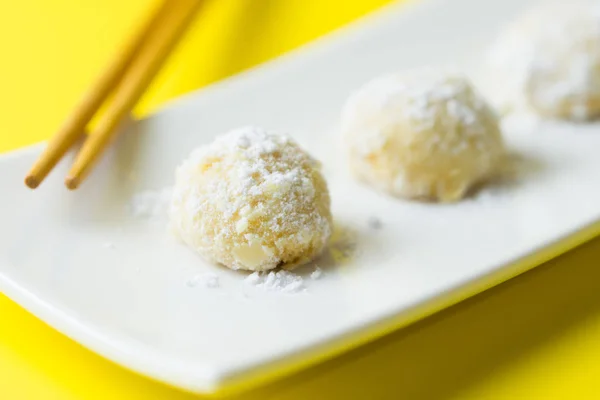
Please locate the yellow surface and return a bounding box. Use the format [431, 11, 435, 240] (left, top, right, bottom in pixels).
[2, 0, 600, 398]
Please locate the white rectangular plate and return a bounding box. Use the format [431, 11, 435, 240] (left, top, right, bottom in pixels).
[2, 0, 600, 395]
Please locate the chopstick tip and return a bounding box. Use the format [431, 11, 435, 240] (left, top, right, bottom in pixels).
[64, 176, 80, 190]
[25, 175, 40, 189]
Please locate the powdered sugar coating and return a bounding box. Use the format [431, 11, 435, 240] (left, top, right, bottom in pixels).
[342, 68, 504, 202]
[486, 1, 600, 120]
[169, 126, 332, 271]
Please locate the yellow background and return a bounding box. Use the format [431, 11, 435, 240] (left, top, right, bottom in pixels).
[2, 0, 600, 398]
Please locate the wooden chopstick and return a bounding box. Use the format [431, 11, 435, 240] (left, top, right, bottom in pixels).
[24, 0, 171, 189]
[65, 0, 201, 190]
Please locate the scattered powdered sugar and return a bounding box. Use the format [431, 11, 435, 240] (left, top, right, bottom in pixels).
[244, 270, 305, 293]
[310, 267, 323, 280]
[130, 187, 172, 219]
[187, 273, 220, 288]
[184, 266, 324, 294]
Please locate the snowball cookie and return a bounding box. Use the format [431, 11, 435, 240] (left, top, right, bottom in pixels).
[342, 68, 504, 202]
[486, 1, 600, 120]
[169, 126, 332, 271]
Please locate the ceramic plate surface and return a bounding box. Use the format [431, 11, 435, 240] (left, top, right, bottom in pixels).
[2, 0, 600, 394]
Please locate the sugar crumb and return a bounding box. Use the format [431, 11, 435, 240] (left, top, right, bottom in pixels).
[244, 270, 304, 293]
[367, 216, 383, 230]
[245, 272, 261, 285]
[130, 187, 172, 220]
[310, 267, 323, 280]
[187, 273, 220, 289]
